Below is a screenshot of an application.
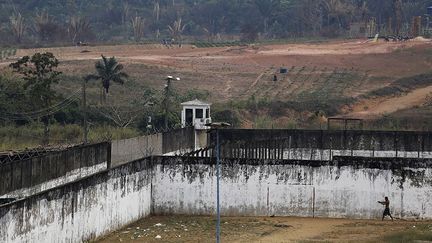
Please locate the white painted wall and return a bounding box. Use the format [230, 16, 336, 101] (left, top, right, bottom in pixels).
[3, 156, 432, 243]
[152, 163, 432, 219]
[0, 161, 153, 243]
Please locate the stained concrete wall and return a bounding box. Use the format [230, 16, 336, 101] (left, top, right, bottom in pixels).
[4, 155, 432, 242]
[0, 142, 110, 198]
[215, 129, 432, 153]
[1, 162, 106, 199]
[162, 127, 195, 154]
[0, 157, 153, 243]
[152, 156, 432, 220]
[111, 133, 162, 167]
[111, 127, 195, 167]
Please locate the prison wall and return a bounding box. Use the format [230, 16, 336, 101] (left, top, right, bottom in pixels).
[162, 126, 195, 154]
[209, 130, 432, 160]
[0, 142, 110, 199]
[152, 156, 432, 220]
[111, 127, 195, 167]
[111, 133, 162, 167]
[0, 157, 153, 243]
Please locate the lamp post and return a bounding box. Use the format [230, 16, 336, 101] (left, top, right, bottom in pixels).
[163, 75, 180, 130]
[205, 122, 231, 243]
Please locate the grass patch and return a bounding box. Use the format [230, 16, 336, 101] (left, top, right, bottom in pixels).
[378, 224, 432, 243]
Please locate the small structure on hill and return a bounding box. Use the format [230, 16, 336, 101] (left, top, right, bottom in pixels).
[181, 99, 212, 150]
[181, 99, 212, 130]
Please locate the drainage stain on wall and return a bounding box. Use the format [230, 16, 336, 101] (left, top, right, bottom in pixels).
[2, 156, 432, 242]
[0, 158, 153, 243]
[152, 157, 432, 220]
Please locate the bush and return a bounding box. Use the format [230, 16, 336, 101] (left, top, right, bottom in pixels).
[212, 110, 241, 128]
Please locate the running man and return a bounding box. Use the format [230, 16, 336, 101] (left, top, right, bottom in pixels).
[378, 197, 394, 221]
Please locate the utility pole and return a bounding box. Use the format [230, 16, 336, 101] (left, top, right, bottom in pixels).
[82, 80, 88, 144]
[205, 122, 231, 243]
[216, 129, 220, 243]
[163, 76, 180, 130]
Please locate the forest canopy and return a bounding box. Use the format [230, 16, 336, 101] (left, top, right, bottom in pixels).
[0, 0, 432, 45]
[1, 0, 431, 46]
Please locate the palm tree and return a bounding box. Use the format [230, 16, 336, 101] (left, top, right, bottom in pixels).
[131, 16, 145, 42]
[167, 18, 187, 46]
[10, 12, 25, 43]
[85, 55, 128, 103]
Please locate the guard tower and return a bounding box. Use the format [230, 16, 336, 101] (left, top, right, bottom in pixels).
[181, 99, 212, 130]
[181, 99, 212, 150]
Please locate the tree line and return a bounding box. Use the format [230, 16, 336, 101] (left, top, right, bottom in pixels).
[0, 0, 431, 46]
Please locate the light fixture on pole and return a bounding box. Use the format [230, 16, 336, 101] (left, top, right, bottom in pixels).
[205, 122, 231, 243]
[164, 75, 180, 130]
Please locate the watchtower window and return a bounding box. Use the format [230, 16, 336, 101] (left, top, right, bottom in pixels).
[196, 109, 204, 119]
[185, 109, 193, 125]
[205, 108, 210, 118]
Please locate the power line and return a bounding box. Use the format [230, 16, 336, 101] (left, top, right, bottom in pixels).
[0, 88, 82, 120]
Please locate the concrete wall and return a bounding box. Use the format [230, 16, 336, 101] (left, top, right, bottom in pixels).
[111, 127, 195, 167]
[162, 127, 195, 154]
[216, 129, 432, 152]
[111, 133, 162, 167]
[0, 157, 153, 243]
[1, 162, 106, 199]
[200, 130, 432, 160]
[4, 154, 432, 242]
[152, 156, 432, 220]
[0, 142, 110, 198]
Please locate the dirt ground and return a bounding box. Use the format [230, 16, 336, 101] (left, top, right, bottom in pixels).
[96, 216, 432, 243]
[3, 40, 431, 101]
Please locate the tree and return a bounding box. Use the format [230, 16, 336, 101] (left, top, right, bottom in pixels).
[10, 12, 25, 43]
[168, 18, 186, 46]
[9, 52, 61, 144]
[85, 55, 128, 103]
[34, 10, 64, 42]
[254, 0, 278, 35]
[68, 16, 92, 44]
[122, 1, 130, 25]
[131, 16, 145, 42]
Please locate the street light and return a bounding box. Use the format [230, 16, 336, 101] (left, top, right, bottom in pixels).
[205, 122, 231, 243]
[164, 75, 180, 130]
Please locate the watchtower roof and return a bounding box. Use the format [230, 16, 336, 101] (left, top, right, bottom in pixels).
[181, 99, 212, 106]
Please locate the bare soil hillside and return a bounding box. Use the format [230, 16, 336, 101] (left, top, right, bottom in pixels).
[2, 39, 432, 124]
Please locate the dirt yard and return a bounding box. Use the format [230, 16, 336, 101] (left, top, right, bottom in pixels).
[96, 216, 432, 243]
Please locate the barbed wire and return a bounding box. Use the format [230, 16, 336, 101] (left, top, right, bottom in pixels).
[0, 124, 191, 164]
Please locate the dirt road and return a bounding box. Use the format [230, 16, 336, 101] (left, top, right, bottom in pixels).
[347, 86, 432, 119]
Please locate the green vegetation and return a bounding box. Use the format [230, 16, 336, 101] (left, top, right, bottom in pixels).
[0, 52, 212, 151]
[9, 52, 62, 144]
[0, 123, 140, 151]
[378, 224, 432, 243]
[85, 55, 129, 103]
[0, 48, 17, 60]
[0, 1, 429, 47]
